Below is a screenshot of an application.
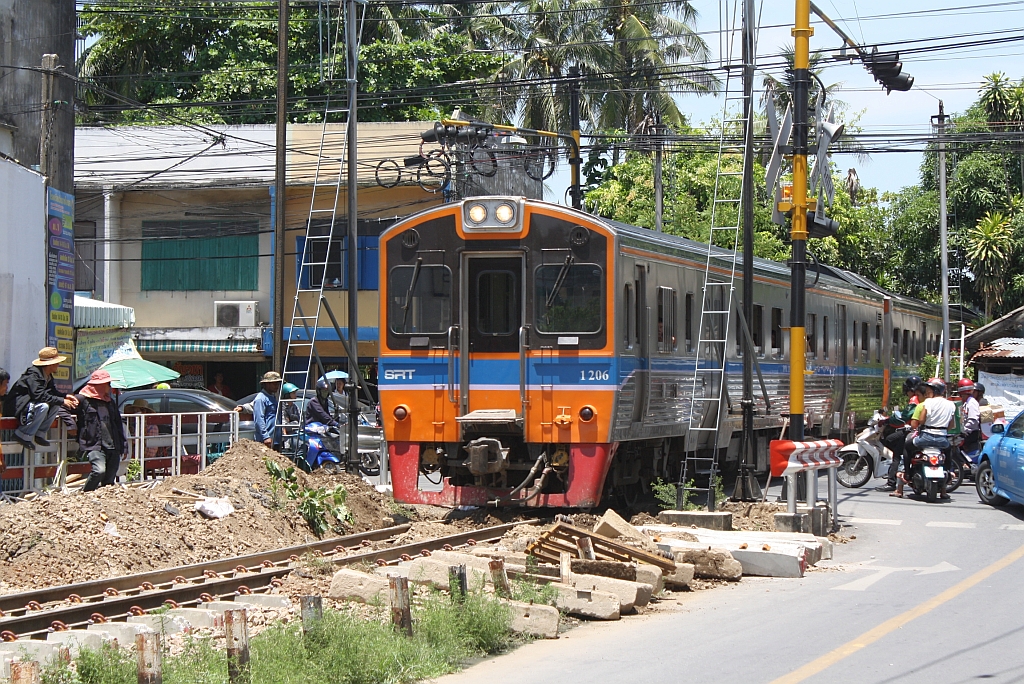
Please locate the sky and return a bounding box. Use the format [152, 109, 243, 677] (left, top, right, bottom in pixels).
[548, 0, 1024, 203]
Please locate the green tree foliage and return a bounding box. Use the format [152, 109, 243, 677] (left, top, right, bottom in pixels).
[78, 2, 502, 125]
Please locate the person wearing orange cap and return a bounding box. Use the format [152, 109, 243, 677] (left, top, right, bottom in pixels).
[73, 369, 127, 492]
[1, 347, 79, 450]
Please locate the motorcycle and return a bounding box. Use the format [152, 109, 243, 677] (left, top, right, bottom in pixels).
[296, 416, 383, 476]
[903, 440, 947, 503]
[837, 411, 894, 488]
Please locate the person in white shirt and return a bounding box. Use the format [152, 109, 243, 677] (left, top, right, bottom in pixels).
[908, 378, 956, 499]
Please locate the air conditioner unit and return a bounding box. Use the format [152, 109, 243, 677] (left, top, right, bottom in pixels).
[214, 301, 258, 327]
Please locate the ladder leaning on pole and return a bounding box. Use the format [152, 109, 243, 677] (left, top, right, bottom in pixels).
[678, 66, 750, 511]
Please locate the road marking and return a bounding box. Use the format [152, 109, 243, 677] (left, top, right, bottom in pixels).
[925, 521, 977, 529]
[832, 561, 958, 592]
[1001, 524, 1024, 531]
[771, 542, 1024, 684]
[846, 518, 902, 526]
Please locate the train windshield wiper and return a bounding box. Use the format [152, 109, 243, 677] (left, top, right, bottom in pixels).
[400, 257, 423, 333]
[545, 254, 575, 309]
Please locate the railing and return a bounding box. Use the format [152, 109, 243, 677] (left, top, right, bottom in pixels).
[1, 412, 240, 500]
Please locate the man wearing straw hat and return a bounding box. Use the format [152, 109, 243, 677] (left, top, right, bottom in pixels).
[253, 371, 282, 449]
[2, 347, 79, 450]
[74, 369, 127, 491]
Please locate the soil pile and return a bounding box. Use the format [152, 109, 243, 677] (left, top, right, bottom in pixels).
[0, 440, 394, 594]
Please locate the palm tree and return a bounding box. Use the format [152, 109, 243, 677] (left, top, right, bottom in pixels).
[967, 211, 1015, 319]
[979, 72, 1014, 130]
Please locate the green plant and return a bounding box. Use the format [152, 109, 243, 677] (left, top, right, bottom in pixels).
[300, 551, 336, 577]
[73, 643, 135, 684]
[297, 485, 351, 538]
[125, 458, 142, 482]
[651, 478, 678, 510]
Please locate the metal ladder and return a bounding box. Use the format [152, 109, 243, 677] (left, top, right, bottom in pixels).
[678, 65, 750, 510]
[276, 11, 359, 439]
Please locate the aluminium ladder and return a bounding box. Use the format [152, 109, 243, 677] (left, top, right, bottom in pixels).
[678, 64, 751, 510]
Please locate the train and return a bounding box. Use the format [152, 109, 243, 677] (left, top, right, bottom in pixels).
[377, 196, 943, 508]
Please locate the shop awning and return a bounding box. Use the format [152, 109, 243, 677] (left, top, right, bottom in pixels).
[74, 295, 136, 329]
[136, 339, 260, 354]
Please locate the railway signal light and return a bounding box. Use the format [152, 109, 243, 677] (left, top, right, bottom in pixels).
[862, 49, 914, 93]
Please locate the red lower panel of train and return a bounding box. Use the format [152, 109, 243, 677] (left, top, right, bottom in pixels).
[389, 442, 618, 508]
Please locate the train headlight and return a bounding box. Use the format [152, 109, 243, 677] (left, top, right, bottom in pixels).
[579, 406, 596, 422]
[393, 405, 410, 421]
[467, 203, 488, 224]
[494, 202, 515, 224]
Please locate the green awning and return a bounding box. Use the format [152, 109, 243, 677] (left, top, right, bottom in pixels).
[136, 340, 260, 354]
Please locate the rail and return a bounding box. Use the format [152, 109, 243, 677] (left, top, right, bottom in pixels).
[1, 411, 242, 499]
[0, 520, 536, 639]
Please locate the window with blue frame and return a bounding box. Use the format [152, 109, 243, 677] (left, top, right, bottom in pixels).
[295, 220, 383, 290]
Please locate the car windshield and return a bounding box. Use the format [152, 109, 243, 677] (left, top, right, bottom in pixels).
[535, 263, 603, 334]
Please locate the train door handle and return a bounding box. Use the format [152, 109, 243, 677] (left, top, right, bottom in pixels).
[447, 325, 459, 404]
[519, 325, 530, 410]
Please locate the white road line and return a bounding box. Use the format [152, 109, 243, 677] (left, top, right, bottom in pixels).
[846, 518, 902, 526]
[1000, 524, 1024, 531]
[925, 521, 977, 529]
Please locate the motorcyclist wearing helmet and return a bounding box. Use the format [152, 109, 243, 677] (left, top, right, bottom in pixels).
[974, 382, 988, 406]
[877, 375, 922, 492]
[956, 378, 982, 452]
[897, 379, 956, 499]
[304, 376, 343, 429]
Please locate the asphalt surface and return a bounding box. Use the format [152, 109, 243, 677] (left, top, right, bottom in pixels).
[438, 477, 1024, 684]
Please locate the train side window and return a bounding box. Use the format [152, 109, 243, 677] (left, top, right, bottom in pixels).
[861, 322, 869, 360]
[893, 328, 901, 364]
[657, 287, 676, 353]
[902, 329, 910, 363]
[771, 307, 783, 356]
[753, 305, 764, 355]
[876, 325, 882, 363]
[806, 313, 817, 358]
[685, 293, 694, 352]
[920, 323, 927, 360]
[823, 316, 830, 360]
[671, 290, 679, 351]
[852, 320, 858, 356]
[624, 283, 634, 348]
[911, 331, 918, 363]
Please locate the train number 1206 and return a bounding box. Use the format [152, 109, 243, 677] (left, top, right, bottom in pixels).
[580, 369, 610, 381]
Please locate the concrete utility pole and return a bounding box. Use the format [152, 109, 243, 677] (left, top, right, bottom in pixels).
[346, 0, 361, 465]
[788, 0, 812, 442]
[0, 0, 75, 195]
[734, 0, 760, 500]
[39, 54, 58, 181]
[934, 101, 951, 382]
[273, 0, 289, 373]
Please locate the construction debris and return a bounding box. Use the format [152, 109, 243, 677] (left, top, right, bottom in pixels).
[526, 522, 675, 572]
[670, 548, 743, 581]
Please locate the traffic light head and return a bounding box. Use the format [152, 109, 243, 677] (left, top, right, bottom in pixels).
[862, 50, 914, 93]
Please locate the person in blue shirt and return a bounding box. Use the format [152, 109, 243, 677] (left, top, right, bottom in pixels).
[253, 371, 281, 448]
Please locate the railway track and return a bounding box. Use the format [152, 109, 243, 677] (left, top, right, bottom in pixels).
[0, 520, 536, 640]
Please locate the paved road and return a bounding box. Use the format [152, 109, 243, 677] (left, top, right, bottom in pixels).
[438, 481, 1024, 684]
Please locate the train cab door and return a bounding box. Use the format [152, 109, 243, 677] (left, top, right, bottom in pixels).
[459, 253, 526, 420]
[630, 263, 649, 426]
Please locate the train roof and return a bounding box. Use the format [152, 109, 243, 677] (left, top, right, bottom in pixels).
[601, 217, 941, 316]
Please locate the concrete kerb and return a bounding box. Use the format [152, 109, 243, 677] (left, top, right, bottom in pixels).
[656, 510, 734, 530]
[568, 573, 653, 612]
[502, 600, 559, 638]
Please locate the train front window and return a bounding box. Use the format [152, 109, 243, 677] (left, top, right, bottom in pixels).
[476, 270, 518, 335]
[388, 264, 452, 334]
[535, 264, 603, 334]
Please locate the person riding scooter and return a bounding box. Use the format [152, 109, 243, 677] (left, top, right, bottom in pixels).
[305, 377, 342, 429]
[896, 379, 956, 499]
[877, 375, 921, 492]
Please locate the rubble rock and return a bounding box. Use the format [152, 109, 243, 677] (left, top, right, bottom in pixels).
[503, 600, 559, 638]
[664, 562, 695, 589]
[671, 548, 742, 580]
[407, 557, 488, 591]
[328, 568, 389, 604]
[552, 584, 620, 620]
[593, 509, 661, 553]
[569, 573, 653, 611]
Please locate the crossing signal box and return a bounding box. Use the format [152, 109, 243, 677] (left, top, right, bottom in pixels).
[862, 50, 914, 93]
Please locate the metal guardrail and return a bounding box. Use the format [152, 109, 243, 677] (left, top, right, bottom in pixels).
[1, 411, 241, 499]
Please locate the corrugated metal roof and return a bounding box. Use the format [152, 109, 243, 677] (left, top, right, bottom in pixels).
[972, 337, 1024, 359]
[136, 339, 259, 354]
[74, 295, 135, 329]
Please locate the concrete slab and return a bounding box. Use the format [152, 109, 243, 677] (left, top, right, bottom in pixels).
[662, 545, 743, 580]
[87, 622, 154, 647]
[374, 564, 410, 579]
[407, 557, 488, 591]
[329, 568, 390, 604]
[593, 509, 661, 553]
[128, 614, 189, 635]
[503, 600, 559, 639]
[552, 584, 620, 620]
[658, 538, 801, 579]
[664, 562, 696, 589]
[635, 564, 664, 593]
[796, 505, 828, 537]
[233, 594, 290, 609]
[198, 601, 248, 615]
[0, 641, 59, 664]
[774, 513, 811, 534]
[167, 608, 223, 629]
[656, 510, 733, 531]
[46, 630, 106, 655]
[425, 550, 494, 573]
[640, 525, 825, 566]
[569, 573, 652, 611]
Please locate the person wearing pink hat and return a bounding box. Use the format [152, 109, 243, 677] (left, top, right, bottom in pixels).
[73, 369, 127, 492]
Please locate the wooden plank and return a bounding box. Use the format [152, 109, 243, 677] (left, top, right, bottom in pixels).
[527, 523, 675, 572]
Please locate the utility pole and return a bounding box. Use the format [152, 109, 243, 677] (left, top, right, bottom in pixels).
[788, 0, 812, 442]
[38, 54, 58, 181]
[274, 0, 289, 374]
[935, 101, 951, 382]
[346, 0, 361, 465]
[734, 0, 760, 500]
[568, 67, 582, 210]
[653, 121, 663, 232]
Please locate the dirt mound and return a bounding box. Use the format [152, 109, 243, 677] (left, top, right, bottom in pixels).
[0, 440, 393, 594]
[716, 501, 782, 531]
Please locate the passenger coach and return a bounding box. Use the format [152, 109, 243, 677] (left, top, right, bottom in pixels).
[378, 197, 941, 508]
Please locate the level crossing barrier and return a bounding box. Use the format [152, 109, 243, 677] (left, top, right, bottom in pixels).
[770, 438, 844, 531]
[1, 411, 239, 499]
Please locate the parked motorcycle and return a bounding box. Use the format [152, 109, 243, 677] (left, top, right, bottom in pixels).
[837, 411, 894, 488]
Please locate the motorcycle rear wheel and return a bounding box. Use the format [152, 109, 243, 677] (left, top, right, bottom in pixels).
[837, 453, 873, 488]
[925, 478, 939, 503]
[945, 457, 963, 493]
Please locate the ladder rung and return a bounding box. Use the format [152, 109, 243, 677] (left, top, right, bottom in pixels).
[714, 198, 740, 203]
[323, 130, 349, 136]
[688, 427, 719, 432]
[325, 108, 349, 114]
[704, 282, 731, 287]
[310, 208, 335, 214]
[719, 171, 743, 176]
[702, 309, 731, 314]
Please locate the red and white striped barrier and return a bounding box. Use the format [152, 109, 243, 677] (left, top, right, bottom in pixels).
[769, 439, 845, 478]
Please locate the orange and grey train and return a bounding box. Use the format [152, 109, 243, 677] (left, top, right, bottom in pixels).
[378, 197, 943, 508]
